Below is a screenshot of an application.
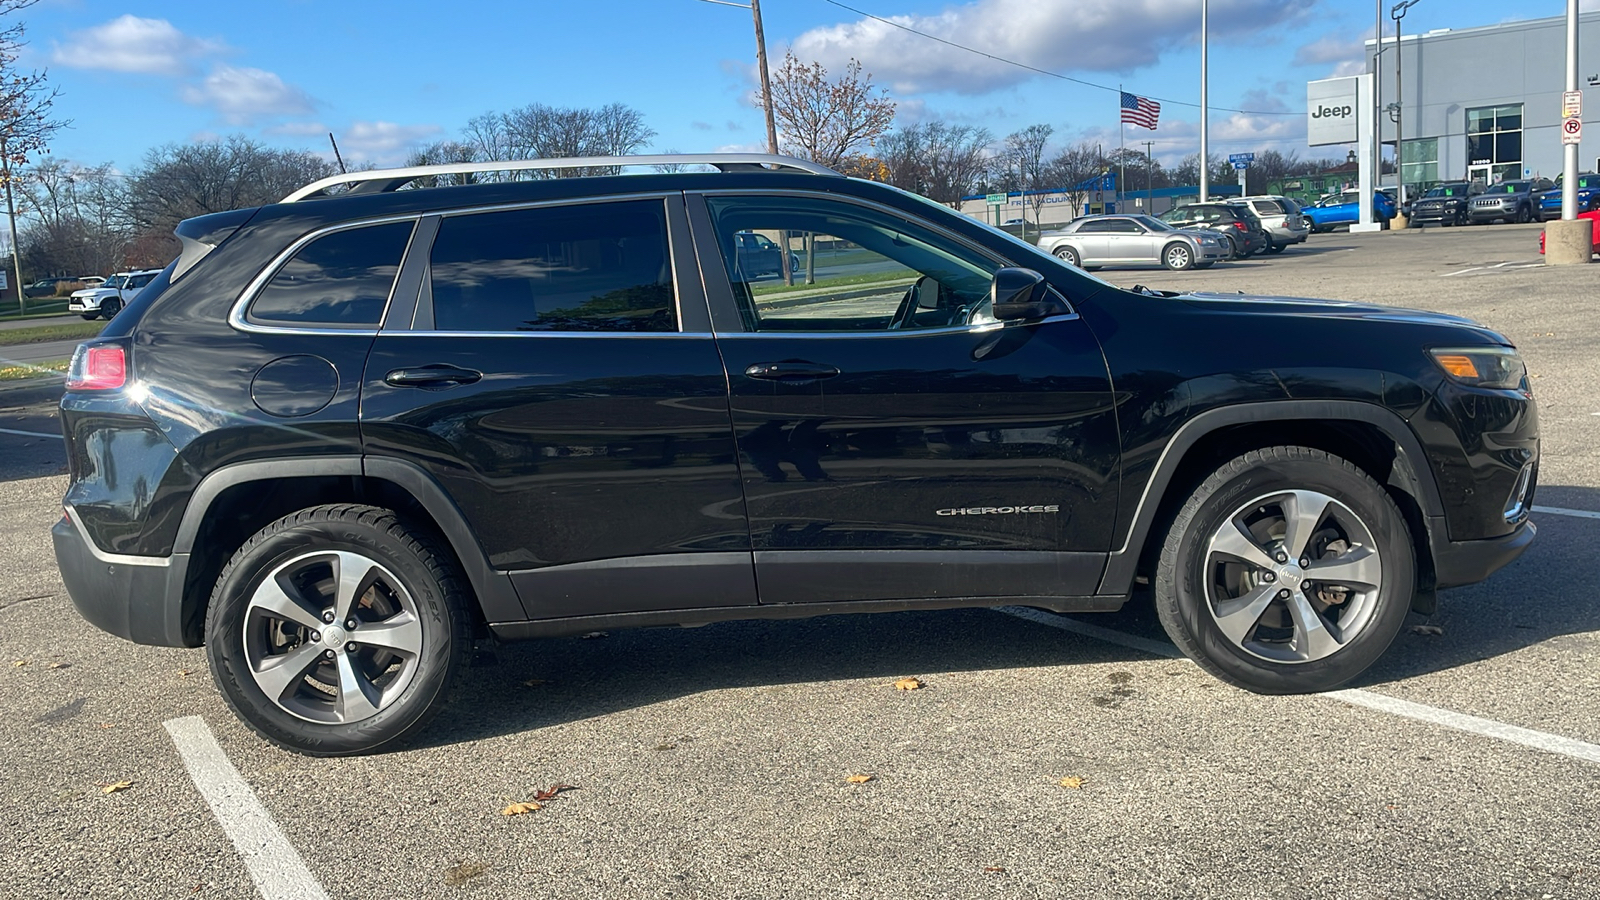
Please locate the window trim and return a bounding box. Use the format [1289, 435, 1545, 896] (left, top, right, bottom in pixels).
[687, 188, 1073, 337]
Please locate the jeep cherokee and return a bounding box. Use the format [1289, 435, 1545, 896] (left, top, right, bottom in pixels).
[53, 154, 1539, 755]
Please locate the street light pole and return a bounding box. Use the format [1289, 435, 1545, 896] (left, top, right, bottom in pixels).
[1145, 140, 1156, 212]
[1562, 0, 1579, 220]
[1374, 0, 1383, 190]
[1391, 0, 1420, 210]
[1199, 0, 1209, 202]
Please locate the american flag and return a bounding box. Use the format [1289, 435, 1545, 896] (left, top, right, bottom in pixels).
[1121, 92, 1160, 130]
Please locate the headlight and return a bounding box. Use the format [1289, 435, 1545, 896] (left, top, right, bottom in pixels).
[1430, 347, 1526, 390]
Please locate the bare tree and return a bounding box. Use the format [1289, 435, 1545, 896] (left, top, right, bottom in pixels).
[769, 53, 895, 170]
[1002, 125, 1053, 229]
[123, 137, 336, 234]
[880, 121, 993, 207]
[18, 159, 126, 277]
[1047, 142, 1109, 218]
[404, 140, 483, 187]
[0, 0, 63, 166]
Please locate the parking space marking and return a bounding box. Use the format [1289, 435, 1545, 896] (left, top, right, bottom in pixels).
[164, 716, 330, 900]
[996, 607, 1600, 767]
[1440, 260, 1544, 277]
[0, 426, 62, 440]
[1534, 505, 1600, 520]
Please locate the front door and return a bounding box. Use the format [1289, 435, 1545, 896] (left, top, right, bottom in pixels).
[1468, 165, 1493, 188]
[361, 195, 756, 620]
[687, 192, 1121, 605]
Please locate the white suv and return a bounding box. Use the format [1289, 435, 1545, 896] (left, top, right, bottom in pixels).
[1236, 195, 1309, 253]
[69, 269, 162, 320]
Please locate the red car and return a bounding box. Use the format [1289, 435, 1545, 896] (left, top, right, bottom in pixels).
[1539, 195, 1600, 255]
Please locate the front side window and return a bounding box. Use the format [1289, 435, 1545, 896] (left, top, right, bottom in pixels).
[250, 221, 414, 328]
[705, 195, 999, 333]
[429, 199, 676, 333]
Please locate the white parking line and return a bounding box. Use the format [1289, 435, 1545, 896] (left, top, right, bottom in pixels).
[996, 607, 1600, 766]
[0, 426, 61, 439]
[1534, 505, 1600, 520]
[164, 717, 330, 900]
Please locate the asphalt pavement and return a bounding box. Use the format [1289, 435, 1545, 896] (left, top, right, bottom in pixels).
[2, 223, 1598, 899]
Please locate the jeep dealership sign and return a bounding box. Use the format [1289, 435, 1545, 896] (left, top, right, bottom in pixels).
[1307, 76, 1359, 146]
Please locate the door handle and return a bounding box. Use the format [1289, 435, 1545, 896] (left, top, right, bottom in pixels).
[744, 361, 841, 382]
[384, 365, 483, 387]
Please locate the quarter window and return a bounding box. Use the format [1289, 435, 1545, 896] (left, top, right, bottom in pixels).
[429, 200, 676, 333]
[249, 221, 414, 328]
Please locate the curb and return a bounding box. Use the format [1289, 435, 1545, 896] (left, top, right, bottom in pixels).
[0, 377, 65, 406]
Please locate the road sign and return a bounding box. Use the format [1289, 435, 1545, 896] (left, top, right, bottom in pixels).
[1228, 152, 1255, 164]
[1563, 90, 1582, 119]
[1563, 116, 1583, 146]
[985, 193, 1006, 205]
[1232, 162, 1250, 170]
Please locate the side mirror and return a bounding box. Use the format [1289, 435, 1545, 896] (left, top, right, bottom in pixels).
[990, 267, 1066, 321]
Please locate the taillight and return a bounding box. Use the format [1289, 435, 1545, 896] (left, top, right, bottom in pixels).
[66, 344, 126, 391]
[1233, 221, 1247, 230]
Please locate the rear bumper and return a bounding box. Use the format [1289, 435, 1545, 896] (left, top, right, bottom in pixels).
[1431, 518, 1536, 590]
[52, 511, 194, 647]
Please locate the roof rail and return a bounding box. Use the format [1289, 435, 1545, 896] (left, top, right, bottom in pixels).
[281, 153, 842, 202]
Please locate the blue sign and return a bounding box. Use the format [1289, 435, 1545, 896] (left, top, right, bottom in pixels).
[1232, 162, 1250, 170]
[1229, 152, 1255, 164]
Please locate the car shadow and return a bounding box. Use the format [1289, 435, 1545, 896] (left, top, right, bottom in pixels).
[416, 485, 1599, 748]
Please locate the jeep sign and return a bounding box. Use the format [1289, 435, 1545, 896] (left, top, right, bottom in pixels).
[1307, 76, 1360, 146]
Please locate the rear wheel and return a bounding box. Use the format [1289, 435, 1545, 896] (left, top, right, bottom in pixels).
[1053, 245, 1081, 268]
[205, 504, 471, 756]
[1265, 242, 1285, 254]
[1154, 446, 1414, 694]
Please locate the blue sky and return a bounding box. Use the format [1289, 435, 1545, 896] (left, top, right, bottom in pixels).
[16, 0, 1592, 173]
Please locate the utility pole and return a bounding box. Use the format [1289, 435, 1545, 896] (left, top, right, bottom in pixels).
[1199, 0, 1209, 202]
[1, 138, 24, 316]
[1562, 0, 1579, 220]
[751, 0, 779, 156]
[1145, 140, 1156, 212]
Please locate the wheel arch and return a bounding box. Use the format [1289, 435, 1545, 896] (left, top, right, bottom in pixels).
[1100, 401, 1442, 609]
[172, 457, 524, 646]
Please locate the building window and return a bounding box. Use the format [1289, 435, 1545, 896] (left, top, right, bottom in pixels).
[1466, 104, 1523, 183]
[1401, 138, 1438, 189]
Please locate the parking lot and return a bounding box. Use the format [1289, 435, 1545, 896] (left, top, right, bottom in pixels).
[2, 222, 1598, 898]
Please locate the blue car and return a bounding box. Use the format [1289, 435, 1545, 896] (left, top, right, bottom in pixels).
[1537, 173, 1600, 221]
[1303, 190, 1396, 232]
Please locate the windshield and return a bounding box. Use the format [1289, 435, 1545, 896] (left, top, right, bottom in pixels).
[1555, 175, 1600, 189]
[101, 275, 127, 289]
[1425, 184, 1467, 198]
[1498, 182, 1530, 193]
[1135, 215, 1174, 231]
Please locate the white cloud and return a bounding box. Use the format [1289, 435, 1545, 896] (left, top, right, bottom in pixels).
[335, 121, 443, 166]
[1294, 34, 1364, 67]
[180, 65, 315, 125]
[51, 15, 225, 76]
[788, 0, 1318, 95]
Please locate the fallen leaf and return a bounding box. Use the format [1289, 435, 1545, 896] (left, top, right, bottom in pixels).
[893, 677, 923, 691]
[11, 660, 26, 667]
[47, 662, 70, 670]
[522, 678, 549, 687]
[177, 669, 191, 677]
[500, 801, 542, 816]
[845, 774, 873, 784]
[983, 866, 1006, 874]
[654, 743, 677, 751]
[1410, 624, 1444, 636]
[99, 723, 115, 729]
[101, 780, 133, 794]
[1058, 776, 1085, 789]
[531, 783, 577, 802]
[579, 631, 609, 640]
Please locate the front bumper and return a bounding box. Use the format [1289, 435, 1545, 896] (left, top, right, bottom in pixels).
[1469, 205, 1515, 221]
[53, 511, 194, 647]
[1431, 518, 1536, 589]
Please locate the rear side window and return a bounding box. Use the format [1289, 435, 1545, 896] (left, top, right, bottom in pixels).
[429, 199, 676, 333]
[1253, 200, 1284, 215]
[250, 221, 414, 328]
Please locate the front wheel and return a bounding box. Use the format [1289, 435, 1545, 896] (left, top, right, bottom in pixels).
[100, 298, 122, 320]
[1163, 243, 1195, 270]
[1154, 446, 1414, 694]
[1265, 242, 1285, 254]
[1053, 245, 1081, 268]
[205, 505, 471, 756]
[79, 313, 98, 320]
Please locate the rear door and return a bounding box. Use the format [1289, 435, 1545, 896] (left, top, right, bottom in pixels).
[360, 194, 756, 621]
[687, 191, 1121, 605]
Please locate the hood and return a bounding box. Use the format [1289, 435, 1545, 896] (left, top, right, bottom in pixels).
[1176, 291, 1509, 340]
[72, 287, 113, 298]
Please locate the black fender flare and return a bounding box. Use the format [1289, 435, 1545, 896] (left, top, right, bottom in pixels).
[1097, 400, 1442, 595]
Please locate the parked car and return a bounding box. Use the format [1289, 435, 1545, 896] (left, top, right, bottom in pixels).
[734, 230, 802, 278]
[1468, 178, 1553, 224]
[23, 279, 63, 299]
[54, 153, 1537, 755]
[1038, 214, 1227, 271]
[1302, 190, 1396, 232]
[1538, 193, 1600, 255]
[76, 275, 107, 287]
[68, 269, 162, 320]
[1407, 182, 1483, 227]
[1158, 203, 1270, 258]
[1536, 173, 1600, 221]
[1236, 195, 1309, 253]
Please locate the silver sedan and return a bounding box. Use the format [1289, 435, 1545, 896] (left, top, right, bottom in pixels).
[1039, 214, 1228, 271]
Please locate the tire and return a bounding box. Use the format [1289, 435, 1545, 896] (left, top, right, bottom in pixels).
[1218, 234, 1238, 258]
[79, 313, 98, 320]
[1153, 446, 1415, 694]
[1053, 245, 1081, 268]
[1265, 242, 1285, 254]
[1516, 205, 1532, 224]
[100, 298, 122, 320]
[205, 504, 471, 756]
[1163, 242, 1195, 271]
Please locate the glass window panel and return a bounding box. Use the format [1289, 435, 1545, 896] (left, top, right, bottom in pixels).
[1494, 131, 1521, 165]
[1495, 104, 1523, 131]
[250, 221, 413, 328]
[1466, 107, 1493, 134]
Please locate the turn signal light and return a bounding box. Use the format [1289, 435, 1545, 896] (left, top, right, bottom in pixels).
[1433, 354, 1479, 379]
[65, 344, 127, 391]
[1429, 347, 1526, 390]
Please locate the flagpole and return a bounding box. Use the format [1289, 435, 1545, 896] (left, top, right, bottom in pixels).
[1118, 83, 1126, 212]
[1199, 0, 1209, 202]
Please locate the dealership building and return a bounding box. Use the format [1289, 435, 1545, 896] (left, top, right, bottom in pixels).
[1365, 10, 1599, 188]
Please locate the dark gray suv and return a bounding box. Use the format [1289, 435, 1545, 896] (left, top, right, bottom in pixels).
[1468, 179, 1553, 224]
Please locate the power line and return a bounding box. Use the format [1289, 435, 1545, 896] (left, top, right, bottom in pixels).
[815, 0, 1302, 117]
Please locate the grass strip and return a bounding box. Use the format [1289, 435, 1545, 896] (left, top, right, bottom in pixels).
[0, 321, 105, 346]
[0, 358, 70, 381]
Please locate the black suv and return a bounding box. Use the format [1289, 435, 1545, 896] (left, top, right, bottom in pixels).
[1158, 202, 1270, 258]
[54, 154, 1538, 756]
[1408, 182, 1483, 228]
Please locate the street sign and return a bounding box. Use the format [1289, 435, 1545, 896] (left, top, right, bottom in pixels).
[985, 193, 1006, 205]
[1563, 90, 1582, 119]
[1228, 152, 1255, 164]
[1232, 162, 1250, 170]
[1563, 116, 1583, 146]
